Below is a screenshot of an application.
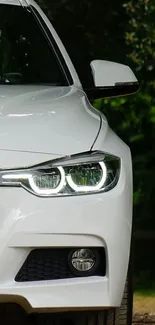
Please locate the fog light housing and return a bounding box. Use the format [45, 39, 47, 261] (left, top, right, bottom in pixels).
[68, 248, 100, 276]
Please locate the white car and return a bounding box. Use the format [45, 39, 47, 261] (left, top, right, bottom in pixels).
[0, 1, 139, 324]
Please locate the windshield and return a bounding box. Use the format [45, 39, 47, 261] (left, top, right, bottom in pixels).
[0, 5, 68, 85]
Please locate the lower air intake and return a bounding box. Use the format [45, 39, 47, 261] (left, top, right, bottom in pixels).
[15, 248, 106, 282]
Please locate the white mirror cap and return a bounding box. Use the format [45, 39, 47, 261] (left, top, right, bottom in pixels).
[0, 0, 21, 5]
[91, 60, 138, 87]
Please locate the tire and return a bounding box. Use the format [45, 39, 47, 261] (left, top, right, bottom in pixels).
[118, 257, 133, 325]
[95, 257, 133, 325]
[115, 278, 133, 325]
[119, 280, 133, 325]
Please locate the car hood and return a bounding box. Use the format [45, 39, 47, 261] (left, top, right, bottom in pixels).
[0, 85, 102, 156]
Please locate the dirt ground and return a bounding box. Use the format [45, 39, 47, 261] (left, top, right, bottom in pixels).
[133, 294, 155, 320]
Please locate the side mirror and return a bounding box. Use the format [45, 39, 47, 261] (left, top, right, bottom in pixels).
[85, 60, 139, 100]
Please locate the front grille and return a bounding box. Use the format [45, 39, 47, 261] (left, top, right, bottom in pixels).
[15, 248, 106, 282]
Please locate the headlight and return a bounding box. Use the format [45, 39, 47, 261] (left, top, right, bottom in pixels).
[0, 151, 120, 197]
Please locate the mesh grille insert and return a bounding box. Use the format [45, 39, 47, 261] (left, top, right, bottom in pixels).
[15, 248, 106, 282]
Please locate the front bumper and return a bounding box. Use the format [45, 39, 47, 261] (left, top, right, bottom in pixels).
[0, 154, 132, 311]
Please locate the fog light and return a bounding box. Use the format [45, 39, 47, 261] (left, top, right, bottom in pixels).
[69, 248, 99, 276]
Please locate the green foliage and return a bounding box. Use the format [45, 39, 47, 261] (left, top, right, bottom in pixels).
[95, 90, 155, 230]
[134, 238, 155, 291]
[94, 0, 155, 231]
[124, 0, 155, 82]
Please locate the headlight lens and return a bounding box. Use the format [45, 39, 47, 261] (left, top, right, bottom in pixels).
[66, 162, 107, 192]
[0, 151, 120, 197]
